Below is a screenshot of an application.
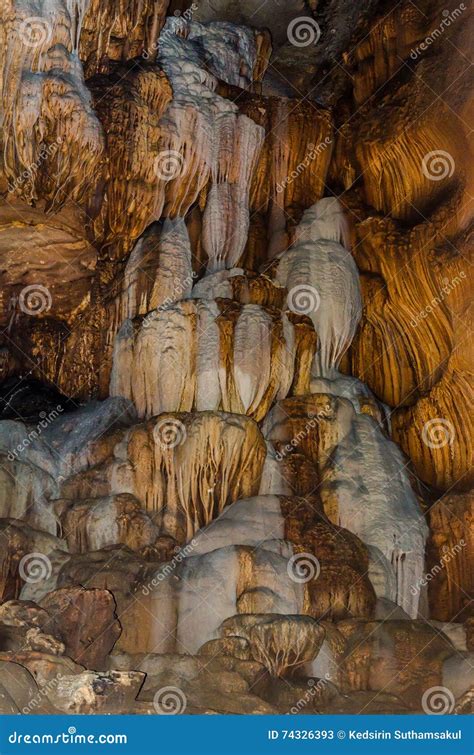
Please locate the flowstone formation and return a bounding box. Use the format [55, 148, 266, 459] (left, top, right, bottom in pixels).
[0, 0, 472, 716]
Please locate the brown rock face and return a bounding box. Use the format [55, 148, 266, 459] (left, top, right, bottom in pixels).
[56, 547, 156, 656]
[40, 587, 121, 669]
[80, 0, 168, 77]
[426, 492, 473, 622]
[0, 0, 472, 718]
[57, 494, 159, 553]
[90, 64, 173, 258]
[339, 619, 454, 709]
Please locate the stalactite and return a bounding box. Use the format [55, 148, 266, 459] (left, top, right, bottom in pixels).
[110, 300, 317, 421]
[274, 199, 362, 378]
[59, 411, 267, 544]
[0, 0, 103, 210]
[156, 17, 264, 266]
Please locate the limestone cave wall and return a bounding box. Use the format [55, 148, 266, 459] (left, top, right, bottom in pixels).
[0, 0, 472, 715]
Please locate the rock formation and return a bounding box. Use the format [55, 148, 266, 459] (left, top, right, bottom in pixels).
[0, 0, 472, 717]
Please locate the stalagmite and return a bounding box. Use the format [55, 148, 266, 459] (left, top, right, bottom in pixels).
[321, 415, 428, 618]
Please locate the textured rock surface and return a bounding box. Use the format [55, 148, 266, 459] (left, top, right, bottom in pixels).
[40, 586, 121, 669]
[110, 299, 316, 420]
